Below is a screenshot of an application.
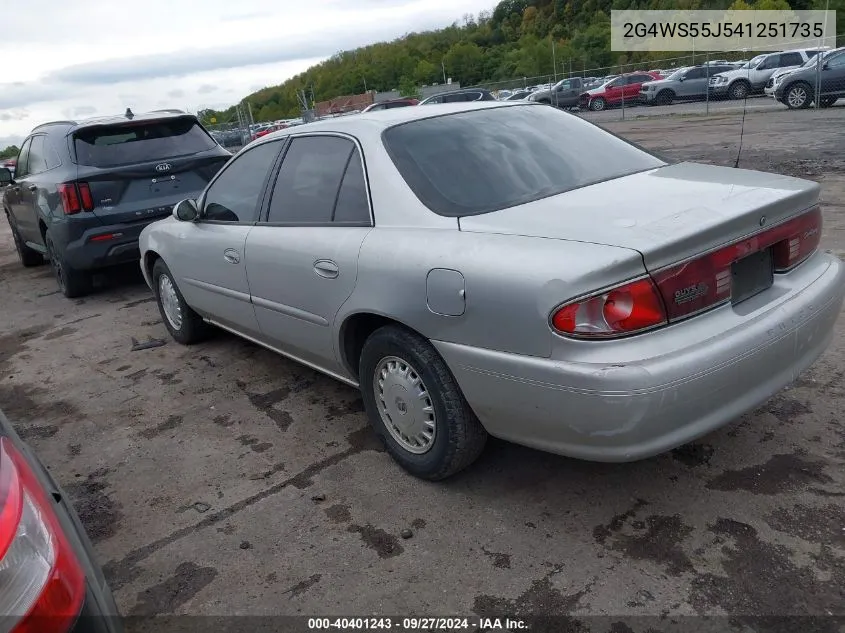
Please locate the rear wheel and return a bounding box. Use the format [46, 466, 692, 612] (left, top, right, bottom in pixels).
[589, 97, 607, 111]
[5, 212, 43, 267]
[45, 232, 90, 298]
[785, 82, 812, 109]
[729, 81, 750, 100]
[359, 325, 487, 481]
[152, 259, 211, 345]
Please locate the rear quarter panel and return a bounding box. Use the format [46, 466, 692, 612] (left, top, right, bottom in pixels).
[341, 227, 646, 363]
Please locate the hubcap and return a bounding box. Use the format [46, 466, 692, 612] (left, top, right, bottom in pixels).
[158, 274, 183, 330]
[788, 87, 807, 108]
[374, 356, 436, 454]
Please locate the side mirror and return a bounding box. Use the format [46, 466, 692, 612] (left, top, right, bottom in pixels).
[0, 168, 12, 186]
[822, 62, 829, 70]
[173, 198, 199, 222]
[678, 76, 685, 82]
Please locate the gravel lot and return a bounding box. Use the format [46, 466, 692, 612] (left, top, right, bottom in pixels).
[1, 107, 844, 628]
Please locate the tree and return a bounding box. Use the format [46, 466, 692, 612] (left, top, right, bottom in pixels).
[0, 145, 19, 160]
[399, 76, 422, 98]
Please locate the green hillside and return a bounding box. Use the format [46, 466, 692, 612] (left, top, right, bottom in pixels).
[201, 0, 841, 124]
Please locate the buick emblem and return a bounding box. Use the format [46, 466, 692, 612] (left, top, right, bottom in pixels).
[154, 163, 172, 173]
[759, 215, 767, 226]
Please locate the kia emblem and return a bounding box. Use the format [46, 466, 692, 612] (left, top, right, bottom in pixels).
[155, 163, 172, 173]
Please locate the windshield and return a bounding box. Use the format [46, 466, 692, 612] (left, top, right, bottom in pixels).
[665, 67, 690, 80]
[382, 105, 666, 217]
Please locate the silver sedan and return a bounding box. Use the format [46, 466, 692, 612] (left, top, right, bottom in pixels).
[138, 102, 845, 480]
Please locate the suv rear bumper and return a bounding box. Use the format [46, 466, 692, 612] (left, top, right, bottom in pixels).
[62, 216, 168, 271]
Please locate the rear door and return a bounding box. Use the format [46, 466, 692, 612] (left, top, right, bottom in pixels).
[623, 74, 652, 101]
[70, 116, 230, 227]
[245, 134, 373, 372]
[169, 139, 284, 335]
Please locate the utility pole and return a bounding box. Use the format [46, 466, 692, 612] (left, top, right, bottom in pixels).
[441, 59, 447, 84]
[552, 39, 558, 82]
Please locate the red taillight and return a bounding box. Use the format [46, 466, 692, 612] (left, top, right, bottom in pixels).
[552, 277, 667, 338]
[56, 185, 80, 215]
[0, 438, 85, 633]
[77, 183, 94, 212]
[653, 206, 823, 321]
[57, 183, 94, 215]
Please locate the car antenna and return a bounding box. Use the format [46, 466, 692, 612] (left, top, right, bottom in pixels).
[733, 53, 750, 168]
[125, 107, 134, 120]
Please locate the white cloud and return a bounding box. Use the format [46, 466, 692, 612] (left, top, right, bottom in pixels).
[0, 0, 492, 146]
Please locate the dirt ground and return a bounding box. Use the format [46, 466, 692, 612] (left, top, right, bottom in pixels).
[1, 108, 844, 629]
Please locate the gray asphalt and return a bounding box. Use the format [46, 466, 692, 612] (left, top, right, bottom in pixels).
[0, 106, 843, 627]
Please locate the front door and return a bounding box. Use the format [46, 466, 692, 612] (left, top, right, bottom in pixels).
[6, 138, 34, 241]
[820, 50, 845, 97]
[677, 67, 708, 98]
[168, 139, 284, 336]
[245, 134, 373, 374]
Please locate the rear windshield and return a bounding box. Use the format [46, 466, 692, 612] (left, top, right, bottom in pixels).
[73, 117, 217, 167]
[382, 105, 666, 217]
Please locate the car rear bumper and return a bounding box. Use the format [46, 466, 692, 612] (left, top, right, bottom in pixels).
[433, 252, 845, 462]
[63, 216, 168, 271]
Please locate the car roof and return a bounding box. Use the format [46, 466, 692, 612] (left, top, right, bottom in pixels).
[36, 110, 195, 135]
[256, 101, 533, 142]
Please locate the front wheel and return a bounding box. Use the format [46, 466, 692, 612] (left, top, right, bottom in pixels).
[589, 97, 606, 111]
[359, 325, 487, 480]
[656, 90, 674, 105]
[6, 213, 43, 267]
[785, 82, 812, 109]
[45, 232, 90, 298]
[152, 259, 211, 345]
[729, 81, 750, 100]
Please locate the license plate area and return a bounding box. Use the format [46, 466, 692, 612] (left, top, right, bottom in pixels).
[731, 248, 774, 306]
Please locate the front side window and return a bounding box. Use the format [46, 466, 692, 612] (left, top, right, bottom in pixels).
[15, 139, 32, 179]
[684, 67, 706, 80]
[383, 105, 665, 217]
[827, 51, 845, 68]
[202, 140, 282, 223]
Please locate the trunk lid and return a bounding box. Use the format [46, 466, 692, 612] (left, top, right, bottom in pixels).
[69, 116, 231, 225]
[458, 162, 820, 272]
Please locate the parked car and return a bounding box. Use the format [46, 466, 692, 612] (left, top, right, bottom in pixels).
[138, 101, 844, 480]
[1, 158, 15, 179]
[766, 47, 845, 98]
[501, 90, 532, 101]
[527, 77, 587, 109]
[579, 71, 662, 111]
[775, 47, 845, 109]
[708, 48, 828, 100]
[640, 64, 738, 105]
[1, 110, 231, 298]
[418, 89, 496, 104]
[0, 407, 123, 632]
[361, 98, 420, 112]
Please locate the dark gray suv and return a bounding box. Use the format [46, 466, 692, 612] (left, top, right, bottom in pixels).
[1, 110, 231, 298]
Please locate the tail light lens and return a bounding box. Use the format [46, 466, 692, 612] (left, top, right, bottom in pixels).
[56, 185, 80, 215]
[57, 183, 94, 215]
[551, 277, 667, 338]
[0, 438, 85, 633]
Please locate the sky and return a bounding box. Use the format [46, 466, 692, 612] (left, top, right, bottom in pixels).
[0, 0, 494, 148]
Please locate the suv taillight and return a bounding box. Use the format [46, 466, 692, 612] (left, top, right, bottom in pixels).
[0, 438, 85, 633]
[57, 183, 94, 215]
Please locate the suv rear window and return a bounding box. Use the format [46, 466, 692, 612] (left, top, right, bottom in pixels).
[383, 105, 666, 217]
[73, 117, 217, 167]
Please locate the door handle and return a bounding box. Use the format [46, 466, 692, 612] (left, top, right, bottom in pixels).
[27, 184, 37, 192]
[314, 259, 339, 279]
[223, 249, 240, 264]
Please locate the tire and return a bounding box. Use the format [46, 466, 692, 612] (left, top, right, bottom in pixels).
[151, 258, 211, 345]
[656, 90, 674, 105]
[589, 97, 606, 111]
[728, 81, 750, 100]
[5, 212, 43, 267]
[45, 232, 90, 298]
[819, 96, 837, 108]
[784, 82, 812, 109]
[359, 325, 487, 481]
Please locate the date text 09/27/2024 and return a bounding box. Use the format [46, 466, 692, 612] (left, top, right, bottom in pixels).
[307, 617, 529, 630]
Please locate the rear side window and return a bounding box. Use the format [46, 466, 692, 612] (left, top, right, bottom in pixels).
[383, 105, 666, 217]
[73, 117, 217, 167]
[780, 52, 803, 67]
